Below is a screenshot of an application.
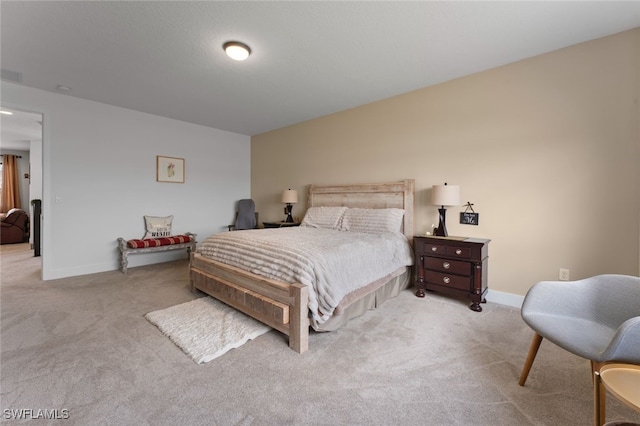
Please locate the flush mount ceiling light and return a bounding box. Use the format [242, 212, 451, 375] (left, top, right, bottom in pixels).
[0, 110, 13, 115]
[56, 84, 72, 92]
[223, 41, 251, 61]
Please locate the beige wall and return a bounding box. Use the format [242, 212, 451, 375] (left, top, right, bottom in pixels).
[252, 29, 640, 297]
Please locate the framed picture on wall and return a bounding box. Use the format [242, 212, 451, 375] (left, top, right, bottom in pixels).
[156, 155, 185, 183]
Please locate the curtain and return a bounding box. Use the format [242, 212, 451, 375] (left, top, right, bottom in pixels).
[0, 154, 21, 213]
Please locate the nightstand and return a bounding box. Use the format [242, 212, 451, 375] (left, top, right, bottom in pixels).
[414, 235, 490, 312]
[262, 221, 300, 228]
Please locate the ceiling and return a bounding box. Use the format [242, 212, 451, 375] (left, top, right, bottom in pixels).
[1, 1, 639, 147]
[0, 108, 42, 151]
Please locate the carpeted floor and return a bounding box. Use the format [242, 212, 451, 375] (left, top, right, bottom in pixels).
[1, 247, 639, 425]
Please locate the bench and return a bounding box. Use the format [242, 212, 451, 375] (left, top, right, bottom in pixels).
[117, 233, 197, 273]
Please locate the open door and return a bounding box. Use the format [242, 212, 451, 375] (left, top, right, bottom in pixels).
[0, 107, 43, 264]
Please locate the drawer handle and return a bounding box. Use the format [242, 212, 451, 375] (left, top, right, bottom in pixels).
[443, 262, 450, 269]
[455, 249, 462, 255]
[443, 276, 450, 284]
[431, 247, 438, 252]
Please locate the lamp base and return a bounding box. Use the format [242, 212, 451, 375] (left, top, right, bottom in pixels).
[435, 207, 448, 237]
[284, 204, 294, 223]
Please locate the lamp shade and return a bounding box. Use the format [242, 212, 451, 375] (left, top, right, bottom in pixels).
[431, 184, 460, 207]
[281, 189, 298, 204]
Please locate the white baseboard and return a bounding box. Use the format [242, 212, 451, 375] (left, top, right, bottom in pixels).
[43, 251, 186, 280]
[485, 289, 524, 309]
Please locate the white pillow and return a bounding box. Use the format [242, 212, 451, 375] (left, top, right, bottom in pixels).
[143, 215, 173, 239]
[339, 208, 405, 234]
[300, 206, 347, 229]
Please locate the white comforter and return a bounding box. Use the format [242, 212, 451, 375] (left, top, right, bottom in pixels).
[199, 227, 413, 327]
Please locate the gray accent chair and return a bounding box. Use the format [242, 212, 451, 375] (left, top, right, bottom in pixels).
[228, 199, 258, 231]
[519, 274, 640, 387]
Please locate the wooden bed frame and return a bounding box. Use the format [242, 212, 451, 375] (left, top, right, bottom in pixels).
[189, 179, 415, 353]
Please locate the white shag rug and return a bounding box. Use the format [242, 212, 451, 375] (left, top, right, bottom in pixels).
[145, 297, 271, 364]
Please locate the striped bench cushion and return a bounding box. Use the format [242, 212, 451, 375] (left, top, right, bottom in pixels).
[126, 235, 193, 249]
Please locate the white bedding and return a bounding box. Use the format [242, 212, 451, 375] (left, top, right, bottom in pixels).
[198, 227, 413, 327]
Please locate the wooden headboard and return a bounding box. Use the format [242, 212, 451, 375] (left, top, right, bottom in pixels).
[307, 179, 415, 240]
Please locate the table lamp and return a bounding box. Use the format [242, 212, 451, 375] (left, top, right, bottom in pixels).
[431, 183, 460, 237]
[281, 189, 298, 223]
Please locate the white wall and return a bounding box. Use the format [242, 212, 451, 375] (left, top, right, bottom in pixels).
[2, 82, 251, 280]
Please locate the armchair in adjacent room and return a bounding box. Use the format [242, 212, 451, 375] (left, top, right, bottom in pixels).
[1, 208, 29, 244]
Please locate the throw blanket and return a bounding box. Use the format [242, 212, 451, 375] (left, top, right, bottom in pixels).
[199, 227, 413, 327]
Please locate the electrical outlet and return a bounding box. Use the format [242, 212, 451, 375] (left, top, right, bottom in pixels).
[559, 268, 570, 281]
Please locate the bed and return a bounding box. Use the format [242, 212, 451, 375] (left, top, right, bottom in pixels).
[189, 179, 415, 353]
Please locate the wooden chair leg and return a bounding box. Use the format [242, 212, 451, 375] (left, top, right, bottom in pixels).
[519, 332, 543, 386]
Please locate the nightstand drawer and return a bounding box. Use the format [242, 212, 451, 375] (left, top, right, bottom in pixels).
[425, 257, 471, 276]
[446, 246, 472, 259]
[425, 270, 471, 291]
[419, 242, 448, 256]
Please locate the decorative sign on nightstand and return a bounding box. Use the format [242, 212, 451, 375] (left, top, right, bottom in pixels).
[460, 202, 479, 226]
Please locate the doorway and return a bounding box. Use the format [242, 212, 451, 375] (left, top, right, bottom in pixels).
[0, 106, 43, 274]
